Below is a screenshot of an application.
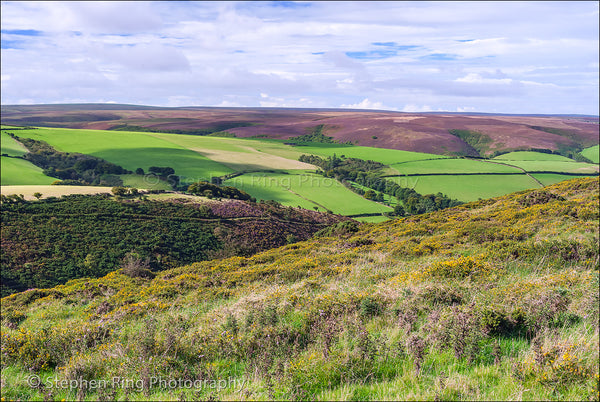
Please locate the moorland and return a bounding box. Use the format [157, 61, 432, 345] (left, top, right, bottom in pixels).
[1, 104, 599, 401]
[1, 177, 598, 401]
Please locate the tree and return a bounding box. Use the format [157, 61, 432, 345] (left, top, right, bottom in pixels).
[135, 168, 145, 175]
[364, 189, 376, 200]
[33, 192, 43, 200]
[111, 186, 128, 197]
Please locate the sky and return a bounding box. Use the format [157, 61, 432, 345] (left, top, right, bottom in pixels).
[1, 1, 598, 115]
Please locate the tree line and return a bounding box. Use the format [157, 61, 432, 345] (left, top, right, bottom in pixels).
[299, 154, 462, 216]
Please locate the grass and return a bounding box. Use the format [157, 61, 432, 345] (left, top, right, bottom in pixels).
[580, 145, 599, 164]
[1, 178, 598, 401]
[389, 158, 522, 175]
[226, 171, 392, 215]
[0, 158, 56, 186]
[149, 134, 317, 171]
[530, 173, 594, 187]
[497, 160, 599, 174]
[8, 128, 234, 183]
[390, 174, 542, 202]
[3, 126, 597, 217]
[1, 131, 28, 157]
[292, 144, 448, 165]
[493, 151, 574, 162]
[119, 174, 173, 191]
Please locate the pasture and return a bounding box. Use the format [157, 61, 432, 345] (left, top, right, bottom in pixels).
[226, 171, 392, 215]
[1, 131, 28, 156]
[389, 158, 522, 175]
[394, 174, 541, 202]
[2, 125, 598, 216]
[0, 157, 56, 186]
[580, 145, 599, 163]
[5, 128, 234, 182]
[496, 160, 599, 174]
[493, 151, 574, 161]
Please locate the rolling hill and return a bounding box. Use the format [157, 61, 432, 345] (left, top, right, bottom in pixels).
[2, 104, 598, 157]
[1, 177, 598, 401]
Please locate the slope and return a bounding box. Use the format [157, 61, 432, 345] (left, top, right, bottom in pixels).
[1, 177, 598, 401]
[0, 194, 347, 297]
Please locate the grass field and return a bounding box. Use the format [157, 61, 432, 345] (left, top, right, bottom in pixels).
[150, 133, 316, 171]
[226, 171, 392, 215]
[0, 158, 55, 186]
[389, 158, 522, 175]
[493, 151, 574, 161]
[289, 143, 448, 165]
[2, 126, 598, 216]
[580, 145, 599, 163]
[6, 128, 234, 182]
[530, 173, 595, 187]
[390, 174, 542, 202]
[119, 174, 173, 191]
[1, 132, 28, 157]
[497, 160, 599, 174]
[0, 185, 113, 200]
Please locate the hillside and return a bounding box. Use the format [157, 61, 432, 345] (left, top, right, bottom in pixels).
[1, 177, 598, 401]
[1, 104, 598, 157]
[0, 194, 347, 297]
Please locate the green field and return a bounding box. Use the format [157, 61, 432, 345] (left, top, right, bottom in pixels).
[497, 160, 599, 174]
[2, 126, 598, 216]
[6, 128, 234, 182]
[493, 151, 574, 161]
[389, 158, 522, 175]
[226, 171, 392, 215]
[580, 145, 599, 164]
[1, 132, 28, 157]
[1, 157, 56, 186]
[393, 174, 541, 202]
[119, 174, 173, 191]
[290, 143, 447, 165]
[530, 173, 594, 187]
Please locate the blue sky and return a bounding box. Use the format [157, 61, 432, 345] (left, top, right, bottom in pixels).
[1, 1, 598, 114]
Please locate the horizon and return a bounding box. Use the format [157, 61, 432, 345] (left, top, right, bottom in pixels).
[1, 1, 599, 115]
[2, 102, 599, 118]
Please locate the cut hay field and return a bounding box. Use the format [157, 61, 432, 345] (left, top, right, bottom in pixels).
[581, 144, 599, 163]
[0, 185, 113, 200]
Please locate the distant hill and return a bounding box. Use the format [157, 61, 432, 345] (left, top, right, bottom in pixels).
[2, 104, 598, 157]
[1, 177, 597, 401]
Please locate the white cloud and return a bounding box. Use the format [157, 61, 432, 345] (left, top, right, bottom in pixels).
[1, 1, 598, 114]
[341, 98, 395, 111]
[402, 104, 433, 113]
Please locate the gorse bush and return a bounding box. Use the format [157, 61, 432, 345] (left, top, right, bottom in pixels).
[1, 178, 598, 401]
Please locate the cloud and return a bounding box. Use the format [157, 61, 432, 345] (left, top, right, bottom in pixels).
[341, 98, 396, 111]
[1, 1, 598, 114]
